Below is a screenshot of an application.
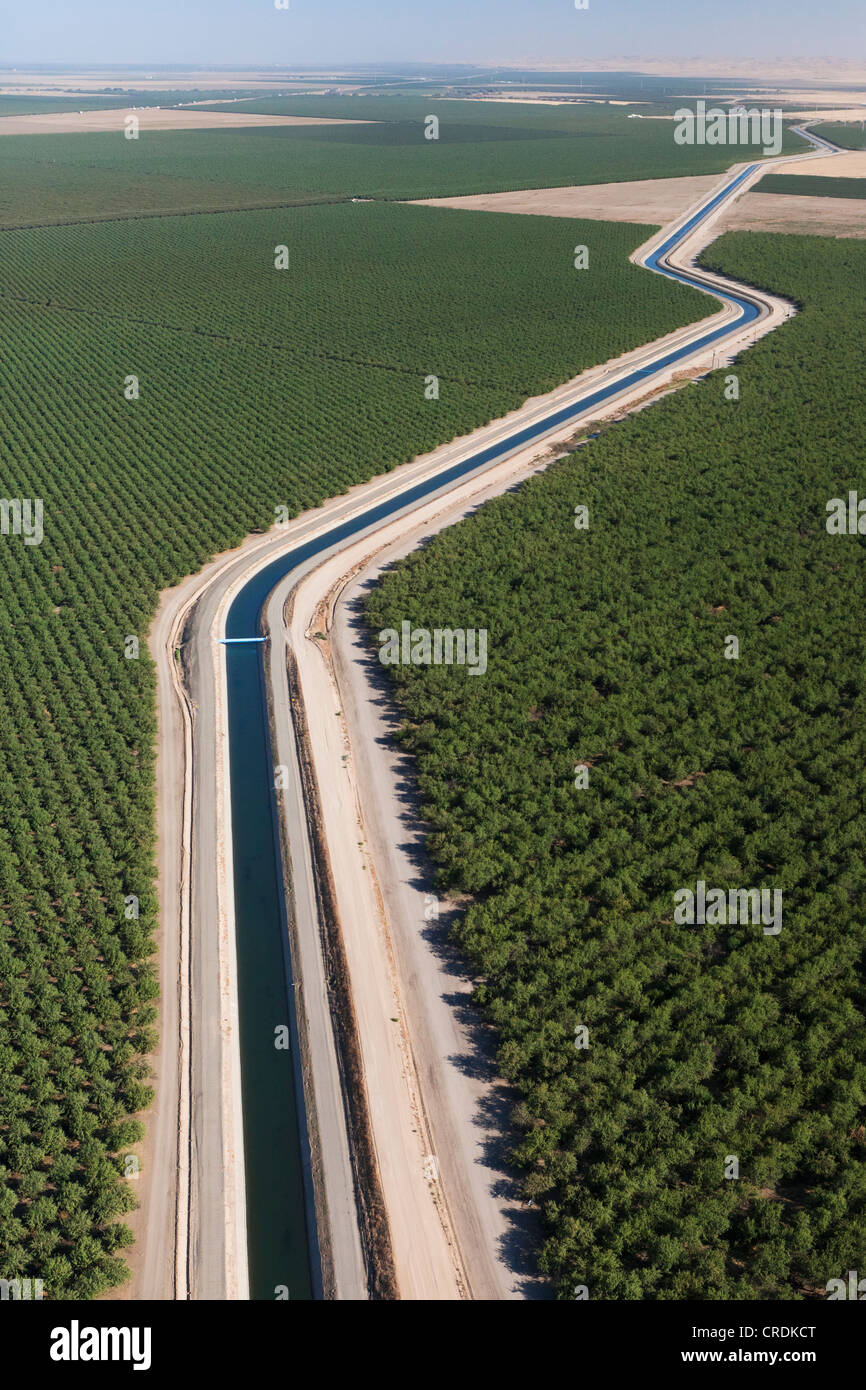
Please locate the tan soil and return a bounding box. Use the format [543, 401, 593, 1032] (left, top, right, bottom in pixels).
[0, 108, 371, 135]
[782, 151, 866, 177]
[733, 91, 866, 106]
[781, 108, 866, 122]
[412, 174, 724, 224]
[719, 190, 866, 237]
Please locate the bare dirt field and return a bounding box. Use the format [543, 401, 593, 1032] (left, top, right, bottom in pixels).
[721, 92, 866, 109]
[0, 107, 371, 135]
[411, 174, 721, 224]
[720, 191, 866, 238]
[785, 150, 866, 177]
[782, 107, 866, 122]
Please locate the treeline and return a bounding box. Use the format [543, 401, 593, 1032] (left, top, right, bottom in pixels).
[365, 232, 866, 1299]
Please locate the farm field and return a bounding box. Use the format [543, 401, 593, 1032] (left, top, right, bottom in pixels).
[0, 91, 255, 117]
[719, 193, 866, 238]
[758, 173, 866, 198]
[0, 204, 707, 397]
[0, 167, 346, 231]
[364, 233, 866, 1300]
[0, 95, 139, 116]
[0, 198, 709, 1297]
[410, 174, 721, 225]
[0, 110, 374, 137]
[0, 100, 808, 230]
[812, 123, 866, 149]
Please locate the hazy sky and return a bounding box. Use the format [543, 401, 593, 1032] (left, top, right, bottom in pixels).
[2, 0, 862, 68]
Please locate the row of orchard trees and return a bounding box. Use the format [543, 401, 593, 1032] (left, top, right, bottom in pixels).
[365, 232, 866, 1299]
